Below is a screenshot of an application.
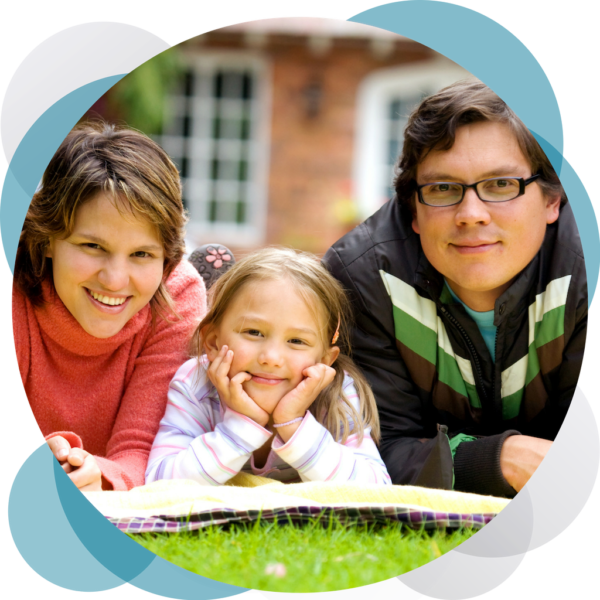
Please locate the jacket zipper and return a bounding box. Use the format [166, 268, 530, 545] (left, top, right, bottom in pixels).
[492, 329, 498, 406]
[439, 305, 489, 403]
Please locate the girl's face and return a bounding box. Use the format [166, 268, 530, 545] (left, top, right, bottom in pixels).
[205, 278, 339, 414]
[46, 192, 165, 339]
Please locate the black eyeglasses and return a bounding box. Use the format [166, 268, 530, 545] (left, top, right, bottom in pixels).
[416, 174, 541, 207]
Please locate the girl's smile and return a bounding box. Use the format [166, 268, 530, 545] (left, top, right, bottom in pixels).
[205, 278, 338, 414]
[250, 374, 286, 385]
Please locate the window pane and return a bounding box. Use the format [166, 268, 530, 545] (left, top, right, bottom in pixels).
[161, 63, 261, 231]
[184, 70, 195, 97]
[384, 91, 429, 198]
[236, 200, 246, 224]
[242, 74, 253, 100]
[239, 160, 248, 181]
[215, 200, 237, 223]
[182, 114, 192, 138]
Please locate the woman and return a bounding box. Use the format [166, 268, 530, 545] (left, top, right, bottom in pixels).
[13, 122, 206, 491]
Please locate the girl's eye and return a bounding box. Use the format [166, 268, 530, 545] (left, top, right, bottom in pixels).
[82, 243, 103, 250]
[132, 251, 152, 258]
[289, 338, 306, 345]
[245, 329, 263, 337]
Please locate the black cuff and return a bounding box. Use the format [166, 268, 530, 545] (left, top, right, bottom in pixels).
[453, 430, 521, 498]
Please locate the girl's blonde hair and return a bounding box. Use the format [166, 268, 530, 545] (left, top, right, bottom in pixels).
[190, 247, 380, 444]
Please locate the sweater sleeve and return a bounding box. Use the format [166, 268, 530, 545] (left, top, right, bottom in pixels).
[97, 262, 207, 490]
[271, 376, 391, 484]
[145, 359, 273, 485]
[44, 431, 83, 450]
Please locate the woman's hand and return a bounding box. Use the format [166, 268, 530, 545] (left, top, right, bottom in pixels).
[273, 364, 336, 442]
[46, 436, 103, 491]
[207, 345, 270, 427]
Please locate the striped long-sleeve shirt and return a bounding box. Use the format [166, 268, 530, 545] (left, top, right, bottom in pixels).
[146, 358, 391, 486]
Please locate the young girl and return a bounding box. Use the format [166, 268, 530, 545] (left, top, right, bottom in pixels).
[146, 247, 391, 485]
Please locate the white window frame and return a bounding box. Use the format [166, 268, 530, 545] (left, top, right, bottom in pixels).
[354, 58, 471, 219]
[161, 51, 272, 247]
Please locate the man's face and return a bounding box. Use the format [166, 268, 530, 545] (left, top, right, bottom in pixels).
[412, 121, 561, 311]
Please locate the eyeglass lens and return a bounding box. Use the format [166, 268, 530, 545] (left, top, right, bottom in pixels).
[421, 178, 521, 206]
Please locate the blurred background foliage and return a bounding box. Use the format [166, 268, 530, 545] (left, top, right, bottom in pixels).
[106, 47, 186, 135]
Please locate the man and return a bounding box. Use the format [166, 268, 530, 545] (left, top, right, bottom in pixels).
[324, 80, 587, 497]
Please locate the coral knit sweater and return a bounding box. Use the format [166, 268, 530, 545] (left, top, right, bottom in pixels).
[12, 260, 206, 491]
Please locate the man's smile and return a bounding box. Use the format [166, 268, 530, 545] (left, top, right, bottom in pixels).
[449, 240, 501, 254]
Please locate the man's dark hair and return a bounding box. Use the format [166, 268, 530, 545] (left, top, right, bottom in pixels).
[394, 79, 566, 212]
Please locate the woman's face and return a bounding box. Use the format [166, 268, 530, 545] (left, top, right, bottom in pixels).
[46, 192, 165, 338]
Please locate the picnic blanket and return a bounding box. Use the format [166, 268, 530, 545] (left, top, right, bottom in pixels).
[85, 473, 510, 533]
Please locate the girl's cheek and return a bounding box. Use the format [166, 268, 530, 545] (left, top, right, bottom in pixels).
[293, 360, 316, 381]
[229, 344, 253, 368]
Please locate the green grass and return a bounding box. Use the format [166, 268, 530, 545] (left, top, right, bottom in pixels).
[131, 518, 477, 593]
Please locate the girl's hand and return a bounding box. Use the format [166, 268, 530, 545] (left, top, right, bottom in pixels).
[273, 364, 336, 441]
[46, 436, 103, 491]
[207, 345, 270, 427]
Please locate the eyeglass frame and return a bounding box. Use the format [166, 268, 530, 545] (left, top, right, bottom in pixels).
[415, 174, 541, 207]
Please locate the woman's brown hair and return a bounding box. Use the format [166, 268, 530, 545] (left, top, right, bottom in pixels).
[394, 79, 566, 212]
[14, 120, 186, 318]
[190, 247, 380, 444]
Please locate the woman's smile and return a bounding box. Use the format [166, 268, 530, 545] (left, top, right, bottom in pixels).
[85, 287, 133, 313]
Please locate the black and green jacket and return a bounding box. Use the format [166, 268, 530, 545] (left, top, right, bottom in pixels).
[324, 199, 587, 497]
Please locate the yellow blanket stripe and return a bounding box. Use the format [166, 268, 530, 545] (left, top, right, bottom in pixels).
[85, 473, 510, 520]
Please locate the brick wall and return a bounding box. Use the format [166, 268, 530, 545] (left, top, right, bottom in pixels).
[186, 32, 434, 258]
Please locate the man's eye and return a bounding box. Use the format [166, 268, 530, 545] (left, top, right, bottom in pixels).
[492, 179, 513, 188]
[483, 179, 517, 190]
[429, 183, 460, 194]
